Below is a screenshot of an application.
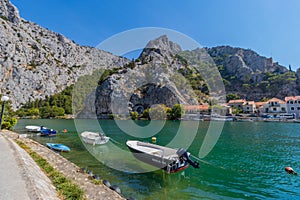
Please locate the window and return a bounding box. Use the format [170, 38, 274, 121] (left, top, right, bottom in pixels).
[282, 107, 286, 112]
[273, 108, 277, 111]
[298, 107, 300, 110]
[290, 101, 294, 104]
[291, 107, 295, 111]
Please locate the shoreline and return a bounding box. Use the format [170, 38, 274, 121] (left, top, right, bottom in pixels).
[1, 130, 124, 200]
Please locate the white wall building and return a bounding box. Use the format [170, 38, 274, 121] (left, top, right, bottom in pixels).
[263, 98, 287, 117]
[285, 96, 300, 119]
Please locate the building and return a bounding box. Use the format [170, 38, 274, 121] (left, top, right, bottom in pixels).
[228, 99, 256, 113]
[242, 101, 256, 113]
[263, 98, 287, 117]
[255, 102, 267, 115]
[184, 104, 209, 114]
[285, 96, 300, 119]
[228, 99, 246, 110]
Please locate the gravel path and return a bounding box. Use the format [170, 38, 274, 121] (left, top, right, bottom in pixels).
[0, 131, 59, 200]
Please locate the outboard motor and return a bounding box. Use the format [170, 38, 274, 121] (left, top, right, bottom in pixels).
[177, 148, 200, 168]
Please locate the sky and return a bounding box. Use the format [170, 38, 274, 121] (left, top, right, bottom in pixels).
[11, 0, 300, 70]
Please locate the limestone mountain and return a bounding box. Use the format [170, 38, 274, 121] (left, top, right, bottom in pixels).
[0, 0, 128, 110]
[89, 37, 300, 118]
[80, 36, 200, 118]
[1, 0, 299, 117]
[207, 46, 299, 101]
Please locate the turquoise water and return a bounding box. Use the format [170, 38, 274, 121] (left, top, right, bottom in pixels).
[15, 119, 300, 199]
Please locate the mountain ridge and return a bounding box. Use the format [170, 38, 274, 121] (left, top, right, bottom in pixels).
[0, 0, 128, 110]
[1, 0, 299, 114]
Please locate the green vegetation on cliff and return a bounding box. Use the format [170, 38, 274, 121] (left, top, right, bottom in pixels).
[16, 86, 73, 118]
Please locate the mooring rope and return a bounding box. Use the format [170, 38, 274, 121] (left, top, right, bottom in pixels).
[189, 155, 296, 176]
[109, 137, 123, 146]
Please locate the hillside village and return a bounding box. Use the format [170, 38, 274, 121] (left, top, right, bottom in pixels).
[184, 96, 300, 120]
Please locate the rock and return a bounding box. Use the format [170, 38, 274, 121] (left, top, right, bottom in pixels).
[139, 35, 182, 65]
[0, 0, 128, 110]
[0, 0, 20, 24]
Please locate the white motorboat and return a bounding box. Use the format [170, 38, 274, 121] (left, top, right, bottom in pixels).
[81, 131, 109, 145]
[25, 125, 43, 132]
[126, 140, 199, 173]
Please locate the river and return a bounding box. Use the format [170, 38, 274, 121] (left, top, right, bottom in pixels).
[14, 119, 300, 199]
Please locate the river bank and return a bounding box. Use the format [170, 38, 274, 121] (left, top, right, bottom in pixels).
[0, 130, 124, 200]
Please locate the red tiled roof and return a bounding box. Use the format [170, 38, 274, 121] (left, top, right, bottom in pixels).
[246, 101, 255, 105]
[184, 104, 209, 111]
[228, 99, 246, 104]
[255, 102, 267, 107]
[285, 96, 300, 101]
[267, 97, 285, 104]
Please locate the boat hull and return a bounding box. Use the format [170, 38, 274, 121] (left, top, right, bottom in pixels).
[40, 128, 57, 136]
[126, 141, 189, 173]
[46, 143, 70, 152]
[25, 125, 41, 132]
[81, 131, 109, 145]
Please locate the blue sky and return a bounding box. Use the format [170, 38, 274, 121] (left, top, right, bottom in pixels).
[11, 0, 300, 70]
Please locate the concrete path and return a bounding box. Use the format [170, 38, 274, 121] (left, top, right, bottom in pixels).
[0, 131, 59, 200]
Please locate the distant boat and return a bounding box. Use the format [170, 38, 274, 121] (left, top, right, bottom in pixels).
[46, 143, 70, 152]
[40, 126, 57, 136]
[126, 140, 199, 174]
[210, 116, 234, 121]
[81, 131, 110, 145]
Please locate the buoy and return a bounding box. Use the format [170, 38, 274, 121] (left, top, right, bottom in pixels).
[152, 137, 157, 143]
[110, 185, 121, 194]
[63, 129, 67, 133]
[285, 166, 298, 175]
[103, 180, 111, 187]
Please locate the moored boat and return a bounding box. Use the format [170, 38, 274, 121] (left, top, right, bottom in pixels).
[25, 125, 43, 132]
[46, 143, 70, 152]
[126, 140, 199, 173]
[40, 126, 57, 136]
[81, 131, 110, 145]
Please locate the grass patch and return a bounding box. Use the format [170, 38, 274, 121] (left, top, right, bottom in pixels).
[15, 140, 85, 200]
[92, 179, 102, 185]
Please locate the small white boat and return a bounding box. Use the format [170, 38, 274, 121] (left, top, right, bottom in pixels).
[25, 125, 43, 132]
[126, 140, 199, 173]
[81, 131, 109, 145]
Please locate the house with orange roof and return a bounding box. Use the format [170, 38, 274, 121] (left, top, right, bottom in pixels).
[263, 97, 287, 117]
[285, 96, 300, 118]
[255, 102, 267, 115]
[242, 101, 256, 113]
[184, 104, 209, 114]
[228, 99, 257, 113]
[228, 99, 247, 110]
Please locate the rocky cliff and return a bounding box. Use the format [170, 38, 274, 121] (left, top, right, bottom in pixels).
[2, 0, 300, 115]
[207, 46, 288, 82]
[0, 0, 128, 110]
[91, 36, 199, 118]
[207, 46, 299, 100]
[90, 37, 300, 118]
